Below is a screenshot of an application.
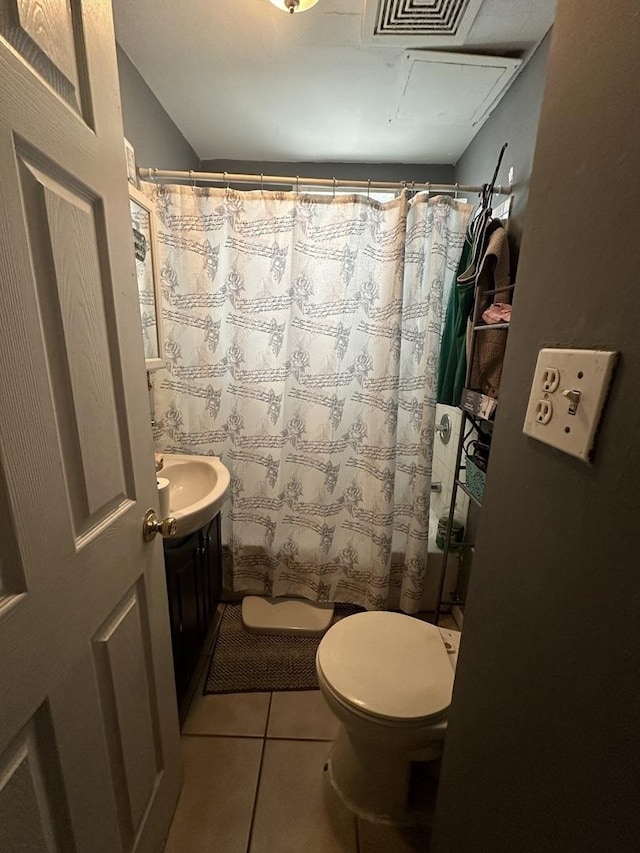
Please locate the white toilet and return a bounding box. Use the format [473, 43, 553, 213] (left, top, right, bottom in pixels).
[316, 611, 460, 825]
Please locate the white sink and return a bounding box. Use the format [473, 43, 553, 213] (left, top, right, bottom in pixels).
[159, 453, 230, 537]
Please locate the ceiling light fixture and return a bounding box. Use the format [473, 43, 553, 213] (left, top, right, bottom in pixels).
[268, 0, 320, 13]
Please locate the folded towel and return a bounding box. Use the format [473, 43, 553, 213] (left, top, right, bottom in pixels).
[482, 303, 512, 325]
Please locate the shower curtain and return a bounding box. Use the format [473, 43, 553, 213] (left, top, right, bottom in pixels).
[149, 184, 471, 613]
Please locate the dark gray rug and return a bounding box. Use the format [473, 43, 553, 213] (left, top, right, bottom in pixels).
[204, 602, 361, 694]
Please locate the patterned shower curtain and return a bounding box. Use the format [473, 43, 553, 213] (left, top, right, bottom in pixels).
[149, 184, 471, 613]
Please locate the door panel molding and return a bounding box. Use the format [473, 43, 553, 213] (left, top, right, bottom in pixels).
[92, 579, 164, 847]
[18, 149, 137, 542]
[0, 702, 76, 853]
[0, 465, 25, 599]
[0, 0, 94, 121]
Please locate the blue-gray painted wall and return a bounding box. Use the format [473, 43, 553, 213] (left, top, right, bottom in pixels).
[434, 3, 639, 849]
[455, 33, 552, 263]
[116, 44, 199, 172]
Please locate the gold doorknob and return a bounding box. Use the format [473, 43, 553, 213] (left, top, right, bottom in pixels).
[143, 508, 177, 542]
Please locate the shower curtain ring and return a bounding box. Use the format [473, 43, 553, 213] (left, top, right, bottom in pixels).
[454, 182, 459, 199]
[223, 171, 229, 190]
[189, 170, 195, 188]
[426, 182, 431, 200]
[367, 178, 371, 199]
[153, 167, 158, 183]
[261, 173, 264, 192]
[296, 175, 300, 195]
[332, 177, 336, 198]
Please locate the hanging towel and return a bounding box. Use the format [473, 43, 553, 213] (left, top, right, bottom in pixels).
[437, 211, 496, 405]
[468, 224, 512, 399]
[436, 229, 475, 405]
[481, 302, 511, 324]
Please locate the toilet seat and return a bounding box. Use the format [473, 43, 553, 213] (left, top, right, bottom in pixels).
[316, 612, 454, 724]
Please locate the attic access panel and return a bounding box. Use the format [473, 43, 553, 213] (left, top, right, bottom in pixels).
[362, 0, 485, 47]
[396, 50, 522, 126]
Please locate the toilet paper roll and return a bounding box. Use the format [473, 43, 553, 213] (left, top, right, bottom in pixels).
[157, 477, 171, 519]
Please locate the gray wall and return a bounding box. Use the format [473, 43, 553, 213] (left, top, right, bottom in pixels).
[116, 44, 199, 172]
[450, 34, 552, 599]
[455, 33, 551, 268]
[433, 2, 640, 851]
[200, 159, 454, 191]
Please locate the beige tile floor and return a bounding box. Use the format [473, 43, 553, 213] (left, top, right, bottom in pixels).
[164, 613, 459, 853]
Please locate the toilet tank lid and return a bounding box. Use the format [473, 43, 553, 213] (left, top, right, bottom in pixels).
[316, 612, 454, 721]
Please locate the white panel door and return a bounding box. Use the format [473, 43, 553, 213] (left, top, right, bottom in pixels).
[0, 2, 182, 851]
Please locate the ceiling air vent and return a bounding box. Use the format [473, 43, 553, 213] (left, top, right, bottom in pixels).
[362, 0, 485, 47]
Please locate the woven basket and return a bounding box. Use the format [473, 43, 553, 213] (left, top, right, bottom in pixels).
[465, 458, 486, 502]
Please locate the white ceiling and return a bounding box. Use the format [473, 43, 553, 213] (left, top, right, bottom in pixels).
[112, 0, 555, 165]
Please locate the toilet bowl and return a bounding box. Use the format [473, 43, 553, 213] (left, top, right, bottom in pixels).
[315, 611, 459, 825]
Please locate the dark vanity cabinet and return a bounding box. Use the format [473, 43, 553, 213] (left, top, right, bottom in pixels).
[163, 515, 221, 699]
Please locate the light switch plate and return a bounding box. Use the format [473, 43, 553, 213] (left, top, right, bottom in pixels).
[523, 348, 617, 461]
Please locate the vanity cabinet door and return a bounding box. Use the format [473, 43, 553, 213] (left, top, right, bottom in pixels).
[163, 517, 222, 699]
[164, 532, 202, 698]
[200, 516, 222, 634]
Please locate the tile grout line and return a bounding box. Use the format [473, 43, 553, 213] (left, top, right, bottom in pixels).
[182, 731, 336, 743]
[244, 691, 274, 853]
[182, 731, 265, 740]
[264, 734, 336, 743]
[264, 691, 273, 738]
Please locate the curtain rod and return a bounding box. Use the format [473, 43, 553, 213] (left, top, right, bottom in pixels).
[137, 167, 511, 197]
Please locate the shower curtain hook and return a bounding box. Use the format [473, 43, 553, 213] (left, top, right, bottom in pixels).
[454, 182, 459, 199]
[426, 182, 431, 200]
[332, 177, 336, 198]
[223, 171, 229, 190]
[261, 173, 264, 192]
[411, 180, 416, 196]
[189, 169, 195, 189]
[296, 175, 300, 195]
[367, 178, 371, 199]
[153, 167, 158, 183]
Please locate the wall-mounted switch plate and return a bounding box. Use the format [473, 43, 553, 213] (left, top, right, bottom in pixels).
[523, 348, 617, 461]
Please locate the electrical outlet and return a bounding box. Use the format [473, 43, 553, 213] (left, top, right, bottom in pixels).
[535, 399, 553, 424]
[542, 367, 560, 393]
[523, 348, 617, 461]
